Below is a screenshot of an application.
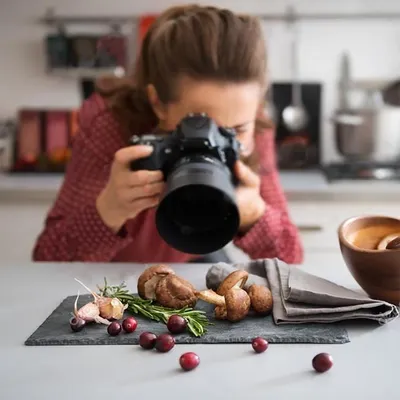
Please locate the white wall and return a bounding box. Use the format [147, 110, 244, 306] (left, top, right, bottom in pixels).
[1, 0, 400, 164]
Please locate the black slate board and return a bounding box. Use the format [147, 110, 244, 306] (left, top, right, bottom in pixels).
[25, 294, 349, 345]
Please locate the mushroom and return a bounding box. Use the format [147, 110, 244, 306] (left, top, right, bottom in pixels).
[214, 305, 227, 320]
[155, 274, 197, 309]
[377, 232, 400, 250]
[247, 284, 273, 315]
[386, 236, 400, 250]
[198, 288, 251, 322]
[137, 264, 175, 300]
[216, 270, 249, 296]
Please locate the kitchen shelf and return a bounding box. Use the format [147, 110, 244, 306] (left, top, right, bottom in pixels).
[337, 79, 394, 93]
[259, 12, 400, 21]
[38, 12, 400, 26]
[48, 67, 124, 79]
[349, 80, 393, 91]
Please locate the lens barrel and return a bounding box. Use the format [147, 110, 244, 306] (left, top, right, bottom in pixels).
[155, 155, 240, 254]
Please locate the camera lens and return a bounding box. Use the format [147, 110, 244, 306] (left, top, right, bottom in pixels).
[155, 155, 240, 255]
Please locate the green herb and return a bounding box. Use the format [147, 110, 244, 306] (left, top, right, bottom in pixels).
[97, 278, 211, 337]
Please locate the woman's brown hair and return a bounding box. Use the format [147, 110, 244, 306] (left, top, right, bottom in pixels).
[96, 4, 272, 152]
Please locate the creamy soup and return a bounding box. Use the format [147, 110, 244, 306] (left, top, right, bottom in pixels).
[347, 225, 400, 250]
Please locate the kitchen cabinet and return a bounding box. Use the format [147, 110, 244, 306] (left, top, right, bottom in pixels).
[0, 201, 50, 263]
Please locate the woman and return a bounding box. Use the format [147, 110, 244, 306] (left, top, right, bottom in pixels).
[32, 5, 303, 264]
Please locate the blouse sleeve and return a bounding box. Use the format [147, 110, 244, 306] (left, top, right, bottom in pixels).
[233, 130, 304, 264]
[32, 110, 133, 262]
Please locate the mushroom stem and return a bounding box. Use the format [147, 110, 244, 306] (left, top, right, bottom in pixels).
[196, 289, 225, 307]
[197, 287, 251, 322]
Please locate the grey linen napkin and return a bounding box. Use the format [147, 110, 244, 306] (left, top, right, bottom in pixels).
[205, 258, 399, 325]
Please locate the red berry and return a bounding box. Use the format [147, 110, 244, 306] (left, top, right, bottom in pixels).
[312, 353, 333, 373]
[251, 337, 269, 353]
[107, 321, 122, 336]
[122, 317, 138, 333]
[139, 332, 157, 349]
[179, 352, 200, 371]
[167, 315, 187, 334]
[155, 333, 175, 353]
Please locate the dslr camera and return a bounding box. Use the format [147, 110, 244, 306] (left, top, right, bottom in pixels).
[129, 113, 242, 255]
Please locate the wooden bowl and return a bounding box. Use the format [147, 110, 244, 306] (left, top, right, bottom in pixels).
[338, 215, 400, 305]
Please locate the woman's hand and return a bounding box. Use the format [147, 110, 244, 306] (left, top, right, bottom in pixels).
[96, 145, 165, 233]
[234, 160, 266, 234]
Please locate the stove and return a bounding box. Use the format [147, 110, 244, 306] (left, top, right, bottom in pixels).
[323, 162, 400, 182]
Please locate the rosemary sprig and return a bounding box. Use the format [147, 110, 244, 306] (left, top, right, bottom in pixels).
[97, 278, 211, 337]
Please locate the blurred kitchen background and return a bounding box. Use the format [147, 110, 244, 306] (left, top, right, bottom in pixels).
[1, 0, 400, 264]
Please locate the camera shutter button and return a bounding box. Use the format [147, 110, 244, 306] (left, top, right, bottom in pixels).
[131, 135, 140, 144]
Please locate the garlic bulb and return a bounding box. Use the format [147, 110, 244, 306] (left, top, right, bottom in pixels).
[73, 292, 111, 325]
[73, 278, 127, 322]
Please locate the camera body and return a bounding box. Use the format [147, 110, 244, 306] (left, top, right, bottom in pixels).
[128, 113, 242, 255]
[129, 113, 241, 181]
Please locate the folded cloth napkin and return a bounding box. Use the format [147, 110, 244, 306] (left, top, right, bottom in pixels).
[205, 258, 399, 325]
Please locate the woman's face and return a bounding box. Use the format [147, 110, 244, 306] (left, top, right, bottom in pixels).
[148, 78, 263, 157]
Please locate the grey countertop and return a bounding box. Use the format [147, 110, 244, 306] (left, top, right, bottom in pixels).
[1, 170, 400, 202]
[0, 252, 398, 400]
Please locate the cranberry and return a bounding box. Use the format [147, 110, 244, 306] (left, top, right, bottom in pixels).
[155, 333, 175, 353]
[122, 317, 138, 333]
[179, 352, 200, 371]
[107, 321, 122, 336]
[312, 353, 333, 373]
[139, 332, 157, 349]
[167, 315, 187, 334]
[69, 317, 86, 332]
[251, 337, 269, 353]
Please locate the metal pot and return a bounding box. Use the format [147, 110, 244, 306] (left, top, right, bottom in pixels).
[332, 106, 400, 162]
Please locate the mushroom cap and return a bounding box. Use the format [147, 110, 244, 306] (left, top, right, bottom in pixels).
[214, 305, 227, 320]
[247, 284, 273, 315]
[216, 270, 249, 296]
[155, 274, 197, 309]
[225, 287, 251, 322]
[137, 264, 175, 299]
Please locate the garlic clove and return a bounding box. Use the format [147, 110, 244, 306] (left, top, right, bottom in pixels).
[76, 302, 100, 322]
[110, 298, 128, 319]
[73, 278, 127, 324]
[98, 297, 127, 320]
[94, 315, 112, 326]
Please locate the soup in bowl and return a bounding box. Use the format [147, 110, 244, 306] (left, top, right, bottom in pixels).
[338, 215, 400, 305]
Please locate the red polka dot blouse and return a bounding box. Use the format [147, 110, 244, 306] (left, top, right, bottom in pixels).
[32, 94, 303, 264]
